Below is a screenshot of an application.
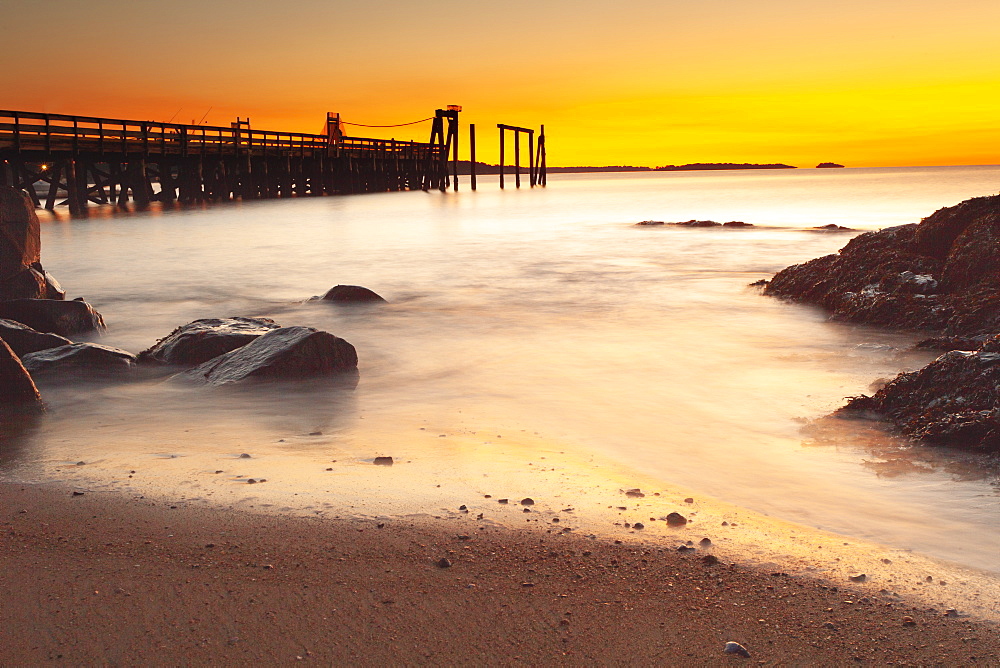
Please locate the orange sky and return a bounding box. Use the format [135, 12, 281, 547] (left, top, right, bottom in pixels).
[3, 0, 998, 167]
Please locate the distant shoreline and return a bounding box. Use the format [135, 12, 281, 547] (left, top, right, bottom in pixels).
[455, 161, 796, 175]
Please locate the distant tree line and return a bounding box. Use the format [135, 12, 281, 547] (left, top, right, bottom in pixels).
[453, 161, 796, 175]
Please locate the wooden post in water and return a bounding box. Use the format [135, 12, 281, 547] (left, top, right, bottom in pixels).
[515, 129, 522, 188]
[529, 131, 536, 187]
[498, 127, 505, 189]
[537, 125, 547, 186]
[469, 124, 477, 191]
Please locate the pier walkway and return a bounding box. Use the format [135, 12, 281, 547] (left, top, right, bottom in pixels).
[0, 109, 454, 212]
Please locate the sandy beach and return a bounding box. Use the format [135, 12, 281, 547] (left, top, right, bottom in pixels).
[3, 480, 998, 666]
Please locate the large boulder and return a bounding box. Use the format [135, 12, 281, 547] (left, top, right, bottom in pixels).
[840, 335, 1000, 453]
[179, 326, 357, 386]
[0, 337, 41, 405]
[0, 318, 72, 356]
[138, 317, 280, 366]
[0, 298, 105, 336]
[0, 186, 41, 279]
[0, 186, 65, 301]
[21, 343, 137, 379]
[318, 285, 386, 303]
[764, 195, 1000, 336]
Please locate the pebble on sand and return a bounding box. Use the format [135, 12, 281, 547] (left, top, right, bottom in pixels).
[520, 498, 534, 506]
[666, 512, 687, 527]
[373, 456, 394, 466]
[724, 641, 751, 658]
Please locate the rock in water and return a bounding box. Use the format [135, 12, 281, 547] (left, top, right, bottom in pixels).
[841, 337, 1000, 452]
[0, 299, 105, 336]
[318, 285, 386, 303]
[179, 326, 358, 386]
[0, 187, 41, 279]
[0, 186, 65, 301]
[138, 317, 280, 366]
[0, 318, 71, 356]
[764, 194, 1000, 336]
[0, 337, 41, 405]
[724, 641, 751, 658]
[21, 343, 137, 379]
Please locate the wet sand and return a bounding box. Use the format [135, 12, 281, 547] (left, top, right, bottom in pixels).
[3, 481, 998, 666]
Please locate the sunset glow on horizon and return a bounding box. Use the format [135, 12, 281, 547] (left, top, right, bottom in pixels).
[3, 0, 998, 168]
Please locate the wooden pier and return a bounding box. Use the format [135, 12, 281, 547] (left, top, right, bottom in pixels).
[0, 109, 456, 212]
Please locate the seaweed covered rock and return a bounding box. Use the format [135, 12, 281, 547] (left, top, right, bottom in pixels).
[178, 326, 357, 386]
[138, 317, 280, 366]
[0, 298, 105, 337]
[840, 335, 1000, 452]
[764, 195, 1000, 336]
[0, 318, 72, 356]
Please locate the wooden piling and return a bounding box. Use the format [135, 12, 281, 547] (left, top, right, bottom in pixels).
[469, 124, 477, 191]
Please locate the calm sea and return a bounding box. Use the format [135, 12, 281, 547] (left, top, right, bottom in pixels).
[5, 165, 1000, 573]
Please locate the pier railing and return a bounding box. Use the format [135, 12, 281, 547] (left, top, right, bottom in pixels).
[0, 109, 439, 160]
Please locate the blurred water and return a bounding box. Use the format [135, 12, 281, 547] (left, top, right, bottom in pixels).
[4, 166, 999, 572]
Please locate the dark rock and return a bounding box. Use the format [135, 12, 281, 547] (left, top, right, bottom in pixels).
[635, 220, 664, 226]
[138, 317, 280, 366]
[436, 558, 452, 568]
[373, 456, 394, 466]
[0, 318, 71, 356]
[21, 343, 137, 379]
[0, 337, 41, 405]
[699, 537, 713, 547]
[702, 555, 719, 565]
[178, 326, 358, 386]
[914, 335, 988, 352]
[766, 195, 1000, 337]
[0, 187, 41, 280]
[632, 522, 644, 530]
[666, 512, 687, 527]
[839, 338, 1000, 452]
[722, 221, 753, 227]
[520, 498, 535, 506]
[318, 285, 386, 303]
[816, 162, 845, 168]
[810, 223, 854, 231]
[724, 641, 751, 658]
[0, 187, 65, 301]
[624, 489, 644, 498]
[849, 573, 867, 582]
[674, 219, 721, 227]
[0, 299, 105, 337]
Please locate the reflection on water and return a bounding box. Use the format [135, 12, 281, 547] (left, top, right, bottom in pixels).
[4, 166, 1000, 574]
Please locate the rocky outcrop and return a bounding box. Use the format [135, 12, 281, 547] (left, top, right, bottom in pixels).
[765, 195, 1000, 451]
[0, 298, 106, 337]
[764, 195, 1000, 337]
[318, 285, 386, 303]
[138, 317, 280, 366]
[0, 318, 72, 356]
[178, 326, 358, 386]
[816, 163, 845, 168]
[0, 186, 64, 301]
[0, 338, 41, 405]
[22, 343, 137, 379]
[840, 335, 1000, 453]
